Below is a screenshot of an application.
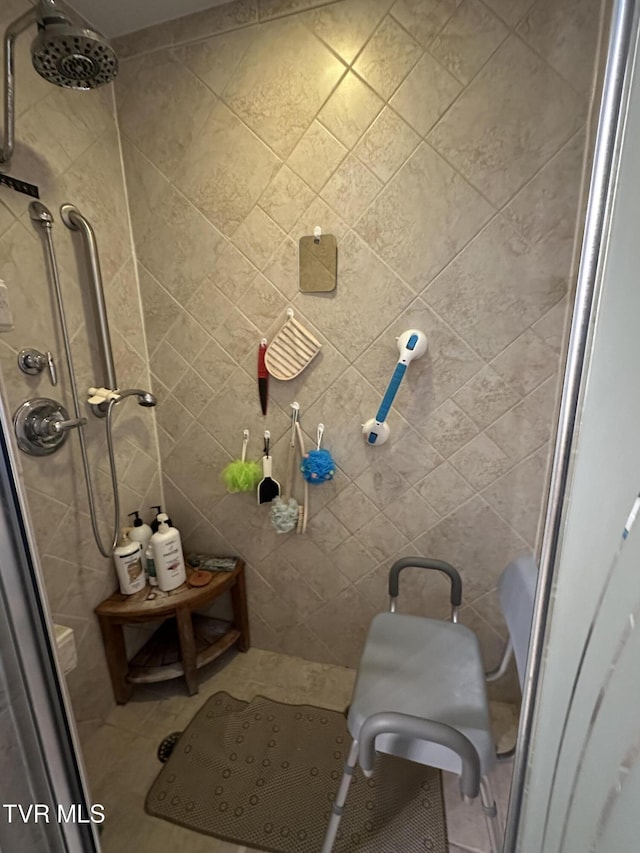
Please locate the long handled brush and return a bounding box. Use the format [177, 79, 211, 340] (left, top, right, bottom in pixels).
[270, 404, 300, 533]
[257, 430, 281, 504]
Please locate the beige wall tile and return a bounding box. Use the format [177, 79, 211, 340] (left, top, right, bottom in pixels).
[491, 328, 558, 397]
[223, 17, 345, 158]
[356, 143, 493, 288]
[165, 309, 210, 362]
[331, 483, 379, 534]
[487, 376, 558, 464]
[209, 240, 258, 301]
[390, 0, 463, 48]
[382, 488, 441, 540]
[301, 0, 394, 63]
[353, 15, 422, 99]
[231, 207, 286, 268]
[355, 513, 410, 561]
[482, 0, 532, 27]
[287, 121, 348, 192]
[121, 141, 226, 304]
[116, 51, 217, 181]
[163, 421, 230, 512]
[178, 101, 281, 235]
[319, 72, 384, 150]
[453, 365, 521, 430]
[172, 366, 215, 417]
[390, 51, 462, 135]
[449, 431, 512, 490]
[136, 265, 179, 345]
[503, 129, 586, 247]
[150, 341, 189, 390]
[386, 422, 444, 485]
[292, 196, 349, 243]
[517, 0, 602, 95]
[181, 27, 257, 96]
[320, 155, 382, 225]
[329, 536, 378, 583]
[429, 36, 586, 206]
[237, 272, 289, 330]
[259, 166, 315, 232]
[415, 495, 529, 601]
[355, 455, 410, 509]
[307, 585, 379, 668]
[426, 215, 569, 360]
[483, 446, 549, 546]
[422, 399, 479, 457]
[430, 0, 507, 84]
[532, 298, 570, 357]
[354, 107, 420, 183]
[416, 462, 474, 516]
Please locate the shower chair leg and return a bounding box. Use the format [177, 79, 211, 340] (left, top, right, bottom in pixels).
[480, 775, 502, 853]
[321, 738, 359, 853]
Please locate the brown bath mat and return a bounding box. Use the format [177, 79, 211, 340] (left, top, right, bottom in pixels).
[146, 692, 448, 852]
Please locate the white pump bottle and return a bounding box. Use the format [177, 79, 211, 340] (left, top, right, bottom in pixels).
[150, 513, 186, 592]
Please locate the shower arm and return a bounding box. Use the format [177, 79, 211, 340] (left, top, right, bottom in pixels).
[60, 204, 118, 412]
[1, 7, 38, 167]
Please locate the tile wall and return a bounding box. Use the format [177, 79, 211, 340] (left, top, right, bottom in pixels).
[116, 0, 601, 688]
[0, 0, 162, 740]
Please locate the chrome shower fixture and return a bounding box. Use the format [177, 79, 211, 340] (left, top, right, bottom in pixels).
[115, 389, 158, 408]
[1, 0, 118, 167]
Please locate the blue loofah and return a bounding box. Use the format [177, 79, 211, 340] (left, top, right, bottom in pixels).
[300, 448, 335, 484]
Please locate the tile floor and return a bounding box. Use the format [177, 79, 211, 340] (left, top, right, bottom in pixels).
[83, 648, 518, 853]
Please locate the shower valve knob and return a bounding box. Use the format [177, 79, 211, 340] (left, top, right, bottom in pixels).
[18, 347, 57, 386]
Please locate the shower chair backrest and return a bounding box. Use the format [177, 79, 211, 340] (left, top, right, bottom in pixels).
[498, 553, 539, 691]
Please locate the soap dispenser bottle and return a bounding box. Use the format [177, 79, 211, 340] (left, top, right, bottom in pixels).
[112, 530, 145, 595]
[151, 513, 186, 592]
[127, 511, 153, 574]
[150, 505, 173, 533]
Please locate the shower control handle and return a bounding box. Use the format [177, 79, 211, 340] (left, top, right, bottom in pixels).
[18, 347, 57, 386]
[13, 397, 84, 456]
[48, 414, 87, 435]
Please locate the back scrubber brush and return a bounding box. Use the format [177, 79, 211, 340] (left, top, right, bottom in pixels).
[362, 329, 428, 446]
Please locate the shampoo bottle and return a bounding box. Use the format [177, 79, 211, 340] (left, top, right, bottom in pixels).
[150, 505, 173, 533]
[112, 531, 145, 595]
[127, 511, 152, 575]
[151, 513, 186, 592]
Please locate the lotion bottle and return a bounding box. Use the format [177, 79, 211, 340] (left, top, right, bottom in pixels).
[145, 543, 158, 587]
[112, 530, 145, 595]
[127, 511, 152, 575]
[151, 513, 186, 592]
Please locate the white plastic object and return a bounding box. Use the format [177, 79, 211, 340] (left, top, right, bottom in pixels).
[87, 386, 120, 405]
[313, 225, 322, 243]
[112, 530, 145, 595]
[151, 513, 186, 592]
[264, 308, 322, 380]
[362, 329, 428, 446]
[0, 280, 14, 332]
[316, 423, 324, 450]
[54, 624, 77, 674]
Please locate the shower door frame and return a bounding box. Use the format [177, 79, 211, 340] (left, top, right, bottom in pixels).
[0, 392, 99, 852]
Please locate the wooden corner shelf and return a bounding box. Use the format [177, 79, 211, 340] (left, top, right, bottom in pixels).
[95, 558, 249, 703]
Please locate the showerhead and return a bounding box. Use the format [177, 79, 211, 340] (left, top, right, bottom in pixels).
[1, 0, 118, 167]
[136, 392, 157, 408]
[31, 2, 118, 90]
[115, 389, 158, 408]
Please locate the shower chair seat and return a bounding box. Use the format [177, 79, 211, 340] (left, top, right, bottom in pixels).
[321, 554, 538, 853]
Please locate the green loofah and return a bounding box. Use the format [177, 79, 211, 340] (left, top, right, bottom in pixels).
[222, 459, 262, 493]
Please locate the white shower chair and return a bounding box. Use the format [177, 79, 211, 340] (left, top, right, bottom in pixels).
[320, 554, 537, 853]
